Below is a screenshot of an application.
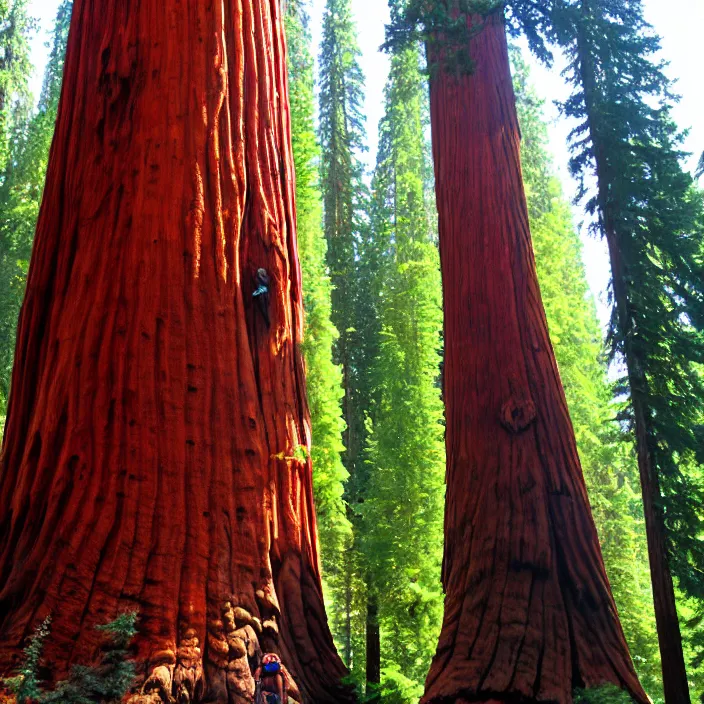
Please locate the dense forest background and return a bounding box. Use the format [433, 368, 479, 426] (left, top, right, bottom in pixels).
[1, 0, 703, 702]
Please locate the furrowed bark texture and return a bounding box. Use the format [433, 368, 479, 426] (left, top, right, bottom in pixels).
[0, 2, 351, 703]
[422, 13, 649, 704]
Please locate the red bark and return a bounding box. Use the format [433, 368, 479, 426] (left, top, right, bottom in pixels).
[0, 2, 351, 702]
[423, 12, 649, 704]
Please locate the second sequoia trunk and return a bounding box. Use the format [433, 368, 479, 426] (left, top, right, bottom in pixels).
[0, 1, 351, 703]
[422, 11, 648, 704]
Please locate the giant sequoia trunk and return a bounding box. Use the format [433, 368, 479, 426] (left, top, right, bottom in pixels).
[422, 12, 649, 704]
[0, 2, 352, 703]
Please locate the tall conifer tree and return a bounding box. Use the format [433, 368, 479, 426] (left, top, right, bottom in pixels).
[318, 0, 369, 479]
[318, 0, 374, 677]
[361, 42, 445, 703]
[553, 1, 704, 698]
[285, 0, 352, 655]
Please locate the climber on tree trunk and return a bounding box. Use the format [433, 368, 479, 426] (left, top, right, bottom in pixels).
[253, 267, 272, 327]
[255, 653, 287, 704]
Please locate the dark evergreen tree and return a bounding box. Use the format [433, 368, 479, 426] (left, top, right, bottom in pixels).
[551, 1, 704, 700]
[513, 50, 663, 699]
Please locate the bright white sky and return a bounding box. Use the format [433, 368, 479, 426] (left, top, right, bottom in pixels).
[26, 0, 704, 323]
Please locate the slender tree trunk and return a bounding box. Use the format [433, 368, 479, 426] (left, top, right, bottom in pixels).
[365, 596, 380, 699]
[577, 19, 691, 698]
[0, 2, 352, 702]
[344, 560, 353, 666]
[627, 343, 690, 704]
[423, 12, 648, 704]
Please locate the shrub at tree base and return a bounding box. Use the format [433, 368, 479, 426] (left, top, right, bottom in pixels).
[1, 613, 137, 704]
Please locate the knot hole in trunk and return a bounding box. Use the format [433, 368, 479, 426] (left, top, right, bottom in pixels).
[500, 395, 537, 434]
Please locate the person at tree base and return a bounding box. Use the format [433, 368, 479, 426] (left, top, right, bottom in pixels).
[255, 653, 287, 704]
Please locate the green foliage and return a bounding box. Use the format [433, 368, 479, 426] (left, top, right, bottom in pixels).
[0, 1, 37, 407]
[383, 0, 501, 75]
[36, 1, 71, 113]
[0, 1, 71, 413]
[0, 107, 52, 408]
[318, 0, 371, 489]
[574, 684, 636, 704]
[285, 0, 353, 655]
[551, 0, 704, 683]
[361, 43, 445, 698]
[0, 0, 34, 175]
[41, 613, 137, 704]
[383, 0, 554, 73]
[367, 665, 424, 704]
[513, 48, 663, 699]
[3, 616, 51, 704]
[318, 0, 375, 675]
[2, 613, 137, 704]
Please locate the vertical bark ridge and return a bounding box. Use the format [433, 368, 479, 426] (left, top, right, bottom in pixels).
[0, 1, 351, 702]
[423, 12, 649, 704]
